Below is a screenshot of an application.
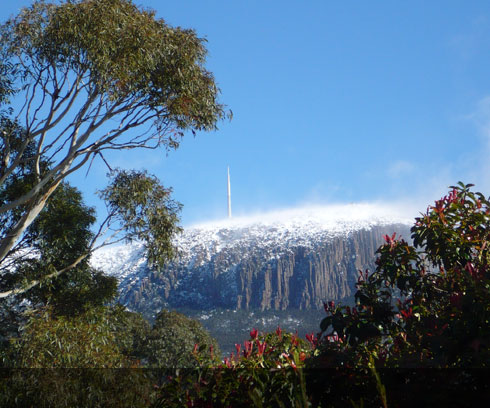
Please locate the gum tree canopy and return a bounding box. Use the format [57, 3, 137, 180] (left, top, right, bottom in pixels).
[0, 0, 226, 286]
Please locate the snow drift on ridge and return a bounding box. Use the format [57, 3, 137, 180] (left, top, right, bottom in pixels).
[190, 202, 414, 230]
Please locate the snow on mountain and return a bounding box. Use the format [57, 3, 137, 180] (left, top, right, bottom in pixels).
[175, 203, 413, 257]
[90, 203, 413, 313]
[92, 203, 412, 272]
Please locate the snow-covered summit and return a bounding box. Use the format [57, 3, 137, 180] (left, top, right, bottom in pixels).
[91, 203, 413, 313]
[91, 203, 413, 279]
[176, 203, 412, 259]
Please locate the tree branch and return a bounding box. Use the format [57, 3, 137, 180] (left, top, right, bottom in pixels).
[0, 252, 88, 299]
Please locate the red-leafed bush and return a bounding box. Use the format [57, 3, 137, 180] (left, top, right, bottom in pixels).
[153, 328, 316, 407]
[309, 182, 490, 407]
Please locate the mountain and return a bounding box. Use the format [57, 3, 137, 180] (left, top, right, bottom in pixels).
[91, 204, 413, 318]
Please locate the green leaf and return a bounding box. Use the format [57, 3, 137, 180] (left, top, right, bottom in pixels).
[320, 316, 332, 332]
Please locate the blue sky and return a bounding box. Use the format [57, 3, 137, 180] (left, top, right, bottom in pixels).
[3, 1, 490, 226]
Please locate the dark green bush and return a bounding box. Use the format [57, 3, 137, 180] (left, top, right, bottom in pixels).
[309, 182, 490, 407]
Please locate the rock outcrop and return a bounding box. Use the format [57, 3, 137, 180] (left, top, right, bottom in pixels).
[92, 205, 413, 317]
[122, 225, 410, 314]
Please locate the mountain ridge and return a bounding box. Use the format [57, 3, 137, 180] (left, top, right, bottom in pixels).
[91, 204, 413, 316]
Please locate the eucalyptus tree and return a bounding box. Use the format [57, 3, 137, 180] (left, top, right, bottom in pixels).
[0, 0, 226, 295]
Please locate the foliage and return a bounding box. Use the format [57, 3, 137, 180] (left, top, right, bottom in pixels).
[144, 309, 220, 369]
[28, 183, 96, 266]
[23, 182, 117, 314]
[0, 306, 156, 408]
[0, 119, 47, 245]
[0, 57, 14, 116]
[0, 0, 226, 277]
[0, 5, 229, 405]
[111, 306, 152, 363]
[154, 327, 317, 407]
[2, 0, 224, 131]
[0, 369, 155, 408]
[0, 180, 117, 348]
[0, 305, 226, 406]
[0, 183, 116, 336]
[4, 306, 128, 368]
[98, 169, 182, 268]
[165, 307, 327, 357]
[308, 182, 490, 406]
[0, 152, 181, 299]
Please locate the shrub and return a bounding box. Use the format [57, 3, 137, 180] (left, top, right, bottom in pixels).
[144, 309, 220, 369]
[309, 182, 490, 407]
[0, 306, 155, 407]
[153, 327, 317, 407]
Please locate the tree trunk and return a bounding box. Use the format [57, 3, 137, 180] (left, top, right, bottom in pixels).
[0, 179, 62, 263]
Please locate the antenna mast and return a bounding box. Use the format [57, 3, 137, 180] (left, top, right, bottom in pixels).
[227, 166, 232, 218]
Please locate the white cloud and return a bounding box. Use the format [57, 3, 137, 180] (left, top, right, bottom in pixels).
[189, 202, 416, 231]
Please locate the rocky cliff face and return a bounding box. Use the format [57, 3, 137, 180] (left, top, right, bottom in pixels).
[91, 204, 412, 317]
